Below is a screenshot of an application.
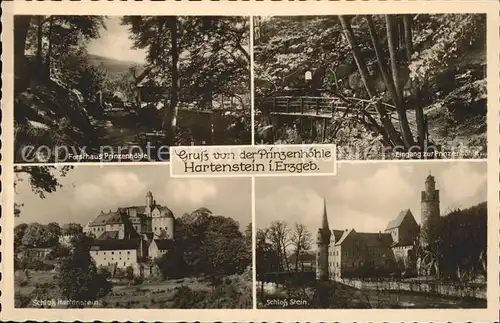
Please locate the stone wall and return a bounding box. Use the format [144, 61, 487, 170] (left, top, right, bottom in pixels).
[339, 278, 486, 300]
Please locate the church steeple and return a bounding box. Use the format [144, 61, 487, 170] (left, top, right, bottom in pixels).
[322, 198, 329, 229]
[316, 197, 331, 281]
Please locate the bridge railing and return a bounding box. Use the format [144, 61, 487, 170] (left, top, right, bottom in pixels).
[261, 96, 347, 117]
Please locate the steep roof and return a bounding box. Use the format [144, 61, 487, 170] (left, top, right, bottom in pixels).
[118, 206, 147, 215]
[90, 211, 114, 226]
[358, 232, 393, 247]
[157, 206, 175, 218]
[105, 212, 127, 225]
[90, 239, 141, 251]
[96, 231, 120, 240]
[385, 209, 414, 230]
[331, 230, 344, 243]
[116, 204, 175, 218]
[153, 239, 174, 250]
[335, 229, 355, 245]
[321, 198, 330, 231]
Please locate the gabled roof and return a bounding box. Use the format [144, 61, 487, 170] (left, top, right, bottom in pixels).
[335, 229, 355, 245]
[385, 209, 414, 230]
[331, 229, 344, 243]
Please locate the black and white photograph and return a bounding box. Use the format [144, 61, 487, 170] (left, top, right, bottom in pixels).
[13, 165, 252, 308]
[14, 15, 251, 163]
[255, 162, 487, 308]
[253, 14, 487, 160]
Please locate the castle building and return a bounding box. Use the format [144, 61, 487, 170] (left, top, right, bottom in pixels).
[85, 191, 176, 274]
[316, 173, 440, 280]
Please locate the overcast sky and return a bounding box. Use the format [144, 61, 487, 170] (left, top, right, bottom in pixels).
[255, 161, 487, 237]
[15, 165, 252, 230]
[87, 16, 147, 64]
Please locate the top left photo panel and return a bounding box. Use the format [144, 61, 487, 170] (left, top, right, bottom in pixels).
[14, 15, 251, 164]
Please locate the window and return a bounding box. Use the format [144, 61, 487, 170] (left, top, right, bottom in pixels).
[119, 251, 122, 254]
[128, 251, 130, 255]
[96, 251, 98, 254]
[104, 252, 106, 255]
[124, 262, 126, 266]
[111, 251, 114, 255]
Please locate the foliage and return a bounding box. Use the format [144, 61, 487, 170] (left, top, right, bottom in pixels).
[14, 16, 106, 162]
[62, 222, 84, 235]
[408, 14, 486, 83]
[14, 166, 73, 199]
[21, 222, 59, 248]
[58, 234, 112, 303]
[171, 267, 252, 309]
[256, 228, 280, 278]
[47, 244, 72, 260]
[122, 16, 250, 145]
[123, 16, 249, 108]
[254, 14, 486, 148]
[14, 223, 29, 249]
[17, 258, 56, 271]
[155, 208, 251, 280]
[417, 202, 487, 282]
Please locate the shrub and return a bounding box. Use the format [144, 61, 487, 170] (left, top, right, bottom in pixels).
[171, 285, 208, 308]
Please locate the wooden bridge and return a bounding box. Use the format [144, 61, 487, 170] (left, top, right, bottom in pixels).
[259, 95, 423, 143]
[261, 96, 349, 119]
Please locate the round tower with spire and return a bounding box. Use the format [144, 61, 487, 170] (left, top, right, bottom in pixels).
[420, 172, 440, 247]
[145, 191, 154, 217]
[316, 198, 331, 281]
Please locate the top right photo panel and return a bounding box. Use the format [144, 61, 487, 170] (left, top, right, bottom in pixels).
[253, 14, 487, 160]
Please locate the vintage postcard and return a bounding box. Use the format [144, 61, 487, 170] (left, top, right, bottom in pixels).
[1, 0, 499, 322]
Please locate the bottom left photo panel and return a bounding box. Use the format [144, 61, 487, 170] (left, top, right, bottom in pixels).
[13, 164, 253, 309]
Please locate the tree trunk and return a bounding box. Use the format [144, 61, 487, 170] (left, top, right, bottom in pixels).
[295, 249, 299, 272]
[403, 15, 426, 151]
[36, 16, 43, 71]
[14, 16, 32, 93]
[385, 15, 414, 148]
[46, 16, 54, 77]
[338, 16, 404, 147]
[163, 17, 179, 146]
[366, 16, 412, 149]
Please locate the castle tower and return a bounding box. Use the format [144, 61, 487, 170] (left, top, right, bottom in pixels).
[145, 191, 153, 217]
[146, 191, 153, 207]
[316, 198, 331, 281]
[420, 172, 440, 247]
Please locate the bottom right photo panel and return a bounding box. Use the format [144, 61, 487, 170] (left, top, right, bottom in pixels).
[255, 161, 487, 309]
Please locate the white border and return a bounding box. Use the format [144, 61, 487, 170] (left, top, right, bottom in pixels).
[1, 1, 499, 322]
